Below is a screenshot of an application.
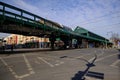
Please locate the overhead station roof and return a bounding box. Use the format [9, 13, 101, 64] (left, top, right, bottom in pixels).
[74, 26, 110, 43]
[0, 2, 112, 44]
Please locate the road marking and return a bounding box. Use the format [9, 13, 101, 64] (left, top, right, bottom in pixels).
[0, 54, 35, 80]
[85, 76, 102, 80]
[95, 53, 118, 62]
[88, 50, 105, 62]
[55, 64, 59, 66]
[0, 57, 19, 79]
[110, 60, 120, 68]
[87, 53, 118, 64]
[23, 54, 35, 74]
[88, 57, 96, 62]
[55, 61, 64, 66]
[38, 57, 54, 67]
[18, 74, 29, 78]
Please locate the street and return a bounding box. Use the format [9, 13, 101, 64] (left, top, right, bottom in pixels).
[0, 48, 120, 80]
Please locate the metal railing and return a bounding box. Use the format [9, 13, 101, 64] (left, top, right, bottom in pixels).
[0, 1, 111, 43]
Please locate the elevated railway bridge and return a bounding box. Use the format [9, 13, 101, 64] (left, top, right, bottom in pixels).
[0, 2, 112, 50]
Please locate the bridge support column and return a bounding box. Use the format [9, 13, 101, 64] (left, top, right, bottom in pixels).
[77, 38, 82, 48]
[61, 36, 72, 49]
[49, 33, 56, 50]
[81, 39, 88, 48]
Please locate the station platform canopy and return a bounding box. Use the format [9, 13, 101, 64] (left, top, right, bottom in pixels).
[74, 26, 112, 44]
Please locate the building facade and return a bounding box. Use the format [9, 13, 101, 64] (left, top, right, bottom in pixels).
[4, 34, 50, 48]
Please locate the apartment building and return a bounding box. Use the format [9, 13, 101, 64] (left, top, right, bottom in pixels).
[4, 34, 50, 48]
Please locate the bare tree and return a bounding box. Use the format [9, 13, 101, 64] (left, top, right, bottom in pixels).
[110, 33, 120, 48]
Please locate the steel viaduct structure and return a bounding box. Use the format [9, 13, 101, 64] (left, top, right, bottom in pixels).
[0, 2, 111, 50]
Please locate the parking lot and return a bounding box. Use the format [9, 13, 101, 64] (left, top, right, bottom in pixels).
[0, 48, 120, 80]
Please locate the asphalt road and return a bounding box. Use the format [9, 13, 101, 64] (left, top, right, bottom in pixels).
[0, 48, 120, 80]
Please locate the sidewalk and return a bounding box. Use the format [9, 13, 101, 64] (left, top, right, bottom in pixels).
[0, 48, 51, 54]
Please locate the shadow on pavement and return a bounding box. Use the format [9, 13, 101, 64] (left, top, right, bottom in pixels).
[117, 49, 120, 59]
[86, 71, 104, 79]
[72, 71, 86, 80]
[71, 54, 104, 80]
[60, 56, 68, 58]
[72, 71, 104, 80]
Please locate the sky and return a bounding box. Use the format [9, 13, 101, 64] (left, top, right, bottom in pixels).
[0, 0, 120, 39]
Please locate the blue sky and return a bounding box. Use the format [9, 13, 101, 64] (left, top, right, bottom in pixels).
[0, 0, 120, 39]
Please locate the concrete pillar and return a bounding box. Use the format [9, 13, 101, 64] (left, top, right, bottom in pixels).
[86, 40, 89, 48]
[81, 39, 88, 48]
[61, 38, 68, 49]
[61, 36, 71, 49]
[49, 33, 56, 50]
[77, 38, 82, 48]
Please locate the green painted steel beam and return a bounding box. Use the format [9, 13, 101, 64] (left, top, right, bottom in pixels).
[0, 1, 111, 44]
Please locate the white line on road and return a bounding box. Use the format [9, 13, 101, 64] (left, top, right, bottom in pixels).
[95, 53, 118, 62]
[88, 50, 104, 62]
[55, 61, 64, 66]
[88, 57, 96, 62]
[55, 64, 59, 66]
[0, 57, 19, 79]
[38, 57, 54, 67]
[110, 60, 120, 68]
[23, 54, 34, 73]
[87, 53, 118, 64]
[0, 54, 35, 80]
[23, 54, 35, 74]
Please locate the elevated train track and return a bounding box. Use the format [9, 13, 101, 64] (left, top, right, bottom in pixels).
[0, 2, 111, 49]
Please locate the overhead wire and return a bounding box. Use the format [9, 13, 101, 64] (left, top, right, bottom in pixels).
[76, 11, 120, 30]
[79, 10, 120, 24]
[80, 15, 120, 25]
